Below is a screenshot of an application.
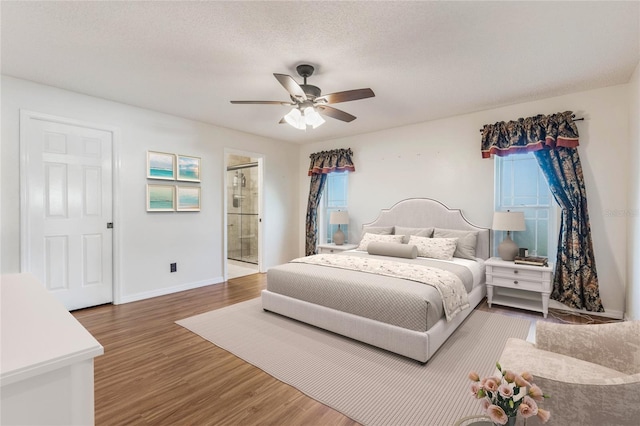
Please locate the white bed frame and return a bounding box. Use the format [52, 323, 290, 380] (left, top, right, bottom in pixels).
[261, 198, 490, 363]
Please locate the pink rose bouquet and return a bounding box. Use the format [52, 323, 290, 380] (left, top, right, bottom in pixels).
[469, 362, 550, 425]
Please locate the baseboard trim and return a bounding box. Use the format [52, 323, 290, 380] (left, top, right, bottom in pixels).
[117, 277, 224, 305]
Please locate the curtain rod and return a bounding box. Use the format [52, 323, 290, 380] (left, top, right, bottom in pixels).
[479, 117, 584, 133]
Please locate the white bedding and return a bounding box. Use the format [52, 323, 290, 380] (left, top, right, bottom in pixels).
[291, 253, 470, 321]
[346, 249, 487, 289]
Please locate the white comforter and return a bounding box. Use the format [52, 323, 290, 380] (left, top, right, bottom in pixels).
[291, 254, 470, 321]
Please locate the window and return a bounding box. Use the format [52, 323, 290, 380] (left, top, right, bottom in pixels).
[494, 152, 558, 258]
[320, 171, 349, 244]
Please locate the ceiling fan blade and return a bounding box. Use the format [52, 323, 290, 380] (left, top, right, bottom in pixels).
[316, 88, 375, 104]
[316, 105, 356, 122]
[230, 100, 293, 105]
[273, 73, 307, 101]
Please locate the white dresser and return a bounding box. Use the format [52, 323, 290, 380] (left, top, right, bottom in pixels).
[1, 273, 103, 425]
[485, 257, 554, 318]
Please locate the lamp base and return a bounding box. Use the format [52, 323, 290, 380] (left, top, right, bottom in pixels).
[333, 228, 345, 245]
[498, 233, 519, 261]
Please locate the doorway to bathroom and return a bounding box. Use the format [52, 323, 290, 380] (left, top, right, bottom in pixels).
[226, 152, 262, 279]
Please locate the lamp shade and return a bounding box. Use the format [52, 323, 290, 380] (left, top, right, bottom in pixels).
[330, 210, 349, 225]
[284, 108, 306, 130]
[303, 107, 325, 129]
[492, 211, 525, 231]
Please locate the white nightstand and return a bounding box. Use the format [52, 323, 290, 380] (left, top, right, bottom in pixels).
[317, 243, 358, 254]
[485, 257, 554, 318]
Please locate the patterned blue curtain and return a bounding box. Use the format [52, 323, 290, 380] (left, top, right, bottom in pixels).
[305, 149, 355, 256]
[481, 112, 604, 312]
[534, 148, 604, 312]
[305, 174, 328, 256]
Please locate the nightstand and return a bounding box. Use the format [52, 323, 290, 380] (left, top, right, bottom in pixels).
[317, 243, 358, 254]
[485, 257, 554, 318]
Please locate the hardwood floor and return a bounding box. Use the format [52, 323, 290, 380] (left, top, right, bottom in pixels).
[73, 273, 617, 425]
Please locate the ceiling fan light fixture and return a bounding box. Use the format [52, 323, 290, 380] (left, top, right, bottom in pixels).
[304, 107, 325, 129]
[284, 108, 306, 130]
[230, 63, 375, 128]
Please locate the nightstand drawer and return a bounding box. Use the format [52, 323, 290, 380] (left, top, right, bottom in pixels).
[491, 276, 545, 292]
[319, 247, 338, 254]
[490, 265, 546, 281]
[317, 243, 358, 254]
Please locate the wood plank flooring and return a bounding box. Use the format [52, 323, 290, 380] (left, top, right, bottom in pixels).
[72, 273, 617, 426]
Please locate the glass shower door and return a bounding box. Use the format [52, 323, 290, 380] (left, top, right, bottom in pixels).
[227, 164, 258, 264]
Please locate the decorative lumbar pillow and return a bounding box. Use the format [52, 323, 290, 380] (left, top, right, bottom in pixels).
[408, 235, 458, 260]
[367, 241, 418, 259]
[394, 226, 434, 244]
[433, 228, 479, 260]
[357, 233, 404, 251]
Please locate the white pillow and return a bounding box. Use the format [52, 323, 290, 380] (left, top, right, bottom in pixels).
[394, 226, 434, 244]
[408, 235, 458, 260]
[357, 233, 404, 251]
[433, 228, 479, 260]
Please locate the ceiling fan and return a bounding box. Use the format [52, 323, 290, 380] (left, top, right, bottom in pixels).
[230, 64, 375, 130]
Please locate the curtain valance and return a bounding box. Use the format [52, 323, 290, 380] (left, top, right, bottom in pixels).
[481, 111, 580, 158]
[308, 148, 355, 176]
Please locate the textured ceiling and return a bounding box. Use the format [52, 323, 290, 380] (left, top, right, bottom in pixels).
[2, 1, 639, 144]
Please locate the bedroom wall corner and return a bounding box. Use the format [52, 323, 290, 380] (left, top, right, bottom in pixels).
[626, 60, 640, 321]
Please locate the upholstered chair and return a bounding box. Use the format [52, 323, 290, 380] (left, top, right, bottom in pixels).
[498, 320, 640, 426]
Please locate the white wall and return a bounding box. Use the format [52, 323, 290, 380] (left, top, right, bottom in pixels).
[627, 61, 640, 321]
[300, 84, 631, 317]
[1, 76, 300, 303]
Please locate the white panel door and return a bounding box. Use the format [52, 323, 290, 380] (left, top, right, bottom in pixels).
[21, 114, 113, 310]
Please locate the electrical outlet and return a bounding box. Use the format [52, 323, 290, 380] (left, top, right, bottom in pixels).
[170, 263, 177, 273]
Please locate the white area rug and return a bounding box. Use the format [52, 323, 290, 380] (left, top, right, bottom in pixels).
[177, 298, 530, 426]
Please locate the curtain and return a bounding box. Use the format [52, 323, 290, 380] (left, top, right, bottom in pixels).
[304, 174, 328, 256]
[534, 148, 604, 312]
[481, 111, 579, 158]
[305, 148, 355, 256]
[481, 111, 604, 312]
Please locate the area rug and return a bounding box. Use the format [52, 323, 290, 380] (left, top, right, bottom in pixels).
[177, 298, 530, 426]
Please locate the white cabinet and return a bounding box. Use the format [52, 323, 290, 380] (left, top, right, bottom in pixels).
[485, 257, 554, 318]
[1, 273, 103, 425]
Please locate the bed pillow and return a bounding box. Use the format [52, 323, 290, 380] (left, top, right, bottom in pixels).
[367, 241, 418, 259]
[360, 225, 394, 238]
[357, 233, 404, 251]
[433, 228, 479, 260]
[408, 235, 458, 260]
[394, 226, 434, 244]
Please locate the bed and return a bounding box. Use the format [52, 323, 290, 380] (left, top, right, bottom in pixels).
[261, 198, 490, 363]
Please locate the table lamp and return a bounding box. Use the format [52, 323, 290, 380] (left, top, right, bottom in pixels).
[330, 211, 349, 245]
[492, 211, 526, 261]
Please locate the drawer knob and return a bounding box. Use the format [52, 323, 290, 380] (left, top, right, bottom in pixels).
[513, 280, 519, 285]
[513, 270, 519, 274]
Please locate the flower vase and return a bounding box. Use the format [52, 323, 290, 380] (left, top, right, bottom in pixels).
[494, 417, 517, 426]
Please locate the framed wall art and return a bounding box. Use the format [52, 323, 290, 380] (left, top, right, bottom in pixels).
[176, 186, 201, 212]
[147, 151, 175, 180]
[177, 154, 201, 182]
[146, 184, 175, 212]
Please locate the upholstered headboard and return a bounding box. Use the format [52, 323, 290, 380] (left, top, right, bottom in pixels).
[361, 198, 491, 260]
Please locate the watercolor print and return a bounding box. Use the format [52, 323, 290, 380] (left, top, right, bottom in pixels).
[147, 184, 175, 211]
[177, 155, 201, 182]
[147, 151, 175, 180]
[176, 186, 201, 211]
